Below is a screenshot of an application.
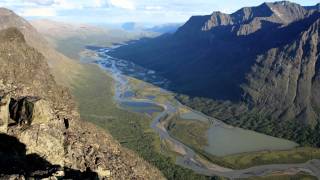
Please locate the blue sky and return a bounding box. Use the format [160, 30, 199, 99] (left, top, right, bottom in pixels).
[0, 0, 318, 25]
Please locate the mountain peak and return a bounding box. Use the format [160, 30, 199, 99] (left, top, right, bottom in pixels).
[264, 1, 296, 6]
[263, 1, 307, 23]
[202, 11, 233, 31]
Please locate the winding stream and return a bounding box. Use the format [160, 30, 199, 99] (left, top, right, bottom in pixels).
[85, 46, 320, 179]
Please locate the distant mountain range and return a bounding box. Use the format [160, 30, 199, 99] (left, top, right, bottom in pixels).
[110, 1, 320, 126]
[31, 19, 157, 59]
[121, 22, 182, 34]
[144, 23, 182, 34]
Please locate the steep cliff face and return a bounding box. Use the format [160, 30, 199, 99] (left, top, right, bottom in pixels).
[0, 27, 164, 179]
[242, 19, 320, 125]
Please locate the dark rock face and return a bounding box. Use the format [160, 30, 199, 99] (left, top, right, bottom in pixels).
[9, 97, 38, 126]
[111, 2, 320, 126]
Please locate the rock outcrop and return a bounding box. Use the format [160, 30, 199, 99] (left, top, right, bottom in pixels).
[0, 26, 164, 179]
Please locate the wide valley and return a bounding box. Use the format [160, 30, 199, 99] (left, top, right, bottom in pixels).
[79, 46, 320, 179]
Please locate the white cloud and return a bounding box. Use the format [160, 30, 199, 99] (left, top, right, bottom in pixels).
[3, 0, 318, 24]
[21, 0, 101, 9]
[145, 6, 163, 10]
[52, 0, 83, 10]
[93, 0, 105, 8]
[109, 0, 135, 10]
[19, 7, 57, 17]
[24, 0, 54, 6]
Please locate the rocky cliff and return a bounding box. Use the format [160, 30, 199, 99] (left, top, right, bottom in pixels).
[0, 24, 163, 180]
[242, 18, 320, 126]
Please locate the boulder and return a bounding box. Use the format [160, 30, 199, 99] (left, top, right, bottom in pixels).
[9, 97, 53, 126]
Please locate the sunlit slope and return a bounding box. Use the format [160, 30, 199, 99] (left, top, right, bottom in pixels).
[31, 19, 157, 59]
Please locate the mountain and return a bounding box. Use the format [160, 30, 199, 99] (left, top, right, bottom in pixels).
[31, 19, 156, 59]
[242, 16, 320, 125]
[121, 22, 182, 34]
[305, 3, 320, 11]
[110, 2, 320, 127]
[177, 1, 309, 36]
[145, 23, 182, 34]
[0, 9, 164, 179]
[0, 8, 82, 88]
[121, 22, 143, 31]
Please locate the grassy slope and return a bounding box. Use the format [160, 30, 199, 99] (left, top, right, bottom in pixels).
[198, 147, 320, 170]
[55, 36, 114, 60]
[240, 172, 317, 180]
[167, 117, 209, 149]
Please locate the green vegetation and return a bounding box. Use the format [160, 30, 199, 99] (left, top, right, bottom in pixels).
[166, 118, 320, 170]
[70, 64, 213, 180]
[55, 36, 114, 59]
[176, 95, 320, 147]
[127, 77, 177, 105]
[67, 61, 319, 180]
[166, 115, 209, 149]
[239, 172, 317, 180]
[176, 95, 320, 170]
[198, 147, 320, 170]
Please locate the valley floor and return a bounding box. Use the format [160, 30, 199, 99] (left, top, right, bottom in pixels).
[69, 64, 210, 180]
[67, 48, 320, 179]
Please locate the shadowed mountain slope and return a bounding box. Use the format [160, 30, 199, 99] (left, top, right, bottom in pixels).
[111, 1, 320, 126]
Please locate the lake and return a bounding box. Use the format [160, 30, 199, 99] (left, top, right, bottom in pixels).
[205, 123, 298, 156]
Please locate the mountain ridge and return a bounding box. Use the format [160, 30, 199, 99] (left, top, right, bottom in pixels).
[177, 1, 309, 36]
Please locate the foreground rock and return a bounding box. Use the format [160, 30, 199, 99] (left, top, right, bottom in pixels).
[0, 27, 164, 179]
